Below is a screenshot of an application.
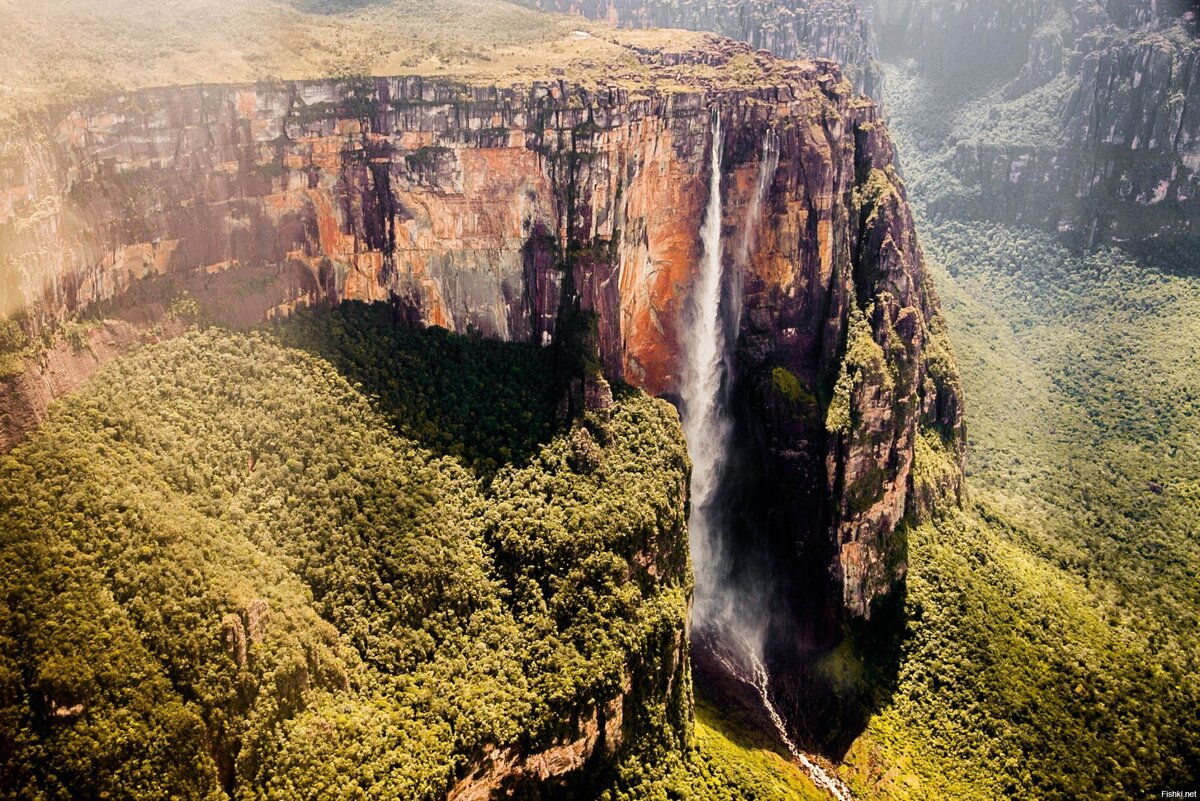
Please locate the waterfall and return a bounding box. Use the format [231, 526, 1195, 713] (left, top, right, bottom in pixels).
[682, 121, 780, 628]
[681, 112, 732, 628]
[746, 650, 854, 801]
[730, 130, 779, 340]
[700, 628, 855, 801]
[684, 123, 851, 798]
[742, 129, 779, 261]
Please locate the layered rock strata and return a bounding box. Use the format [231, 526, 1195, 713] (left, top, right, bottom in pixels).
[520, 0, 885, 100]
[0, 35, 962, 719]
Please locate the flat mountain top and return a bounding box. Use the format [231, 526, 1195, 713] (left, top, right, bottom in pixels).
[0, 0, 835, 123]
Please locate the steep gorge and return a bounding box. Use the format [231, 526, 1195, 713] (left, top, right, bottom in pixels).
[518, 0, 1200, 246]
[0, 33, 963, 768]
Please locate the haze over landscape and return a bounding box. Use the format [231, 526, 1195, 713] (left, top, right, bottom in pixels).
[0, 1, 1196, 799]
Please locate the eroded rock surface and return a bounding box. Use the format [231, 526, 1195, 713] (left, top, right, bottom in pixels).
[0, 39, 963, 770]
[521, 0, 885, 99]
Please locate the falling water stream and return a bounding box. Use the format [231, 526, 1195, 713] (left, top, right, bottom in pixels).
[730, 130, 779, 339]
[681, 112, 733, 627]
[700, 628, 854, 801]
[682, 116, 853, 800]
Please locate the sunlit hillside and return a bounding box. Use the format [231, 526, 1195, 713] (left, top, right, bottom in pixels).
[0, 0, 766, 122]
[837, 62, 1200, 799]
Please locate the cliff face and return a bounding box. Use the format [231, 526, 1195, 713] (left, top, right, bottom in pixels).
[524, 0, 1200, 244]
[0, 38, 960, 648]
[874, 0, 1054, 77]
[880, 0, 1199, 244]
[520, 0, 885, 100]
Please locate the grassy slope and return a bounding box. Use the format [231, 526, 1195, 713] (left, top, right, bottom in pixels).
[0, 0, 801, 125]
[840, 63, 1200, 799]
[578, 694, 829, 799]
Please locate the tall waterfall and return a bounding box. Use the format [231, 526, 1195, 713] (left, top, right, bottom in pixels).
[683, 123, 853, 798]
[730, 130, 779, 342]
[683, 119, 780, 630]
[681, 112, 732, 628]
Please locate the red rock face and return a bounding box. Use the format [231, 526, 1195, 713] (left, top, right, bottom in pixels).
[521, 0, 1200, 246]
[0, 41, 963, 623]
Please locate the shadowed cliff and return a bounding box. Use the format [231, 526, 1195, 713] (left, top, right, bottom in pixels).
[516, 0, 1200, 247]
[0, 21, 965, 790]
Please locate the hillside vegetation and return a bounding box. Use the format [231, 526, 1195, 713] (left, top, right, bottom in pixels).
[0, 0, 782, 126]
[0, 317, 695, 797]
[274, 303, 561, 480]
[0, 307, 828, 798]
[838, 64, 1200, 799]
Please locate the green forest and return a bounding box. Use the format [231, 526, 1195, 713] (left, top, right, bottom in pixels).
[837, 64, 1200, 799]
[0, 307, 824, 799]
[273, 303, 561, 480]
[0, 1, 1195, 792]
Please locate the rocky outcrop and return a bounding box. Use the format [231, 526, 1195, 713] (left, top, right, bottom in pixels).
[1056, 21, 1198, 242]
[452, 613, 690, 800]
[873, 0, 1056, 78]
[519, 0, 885, 100]
[449, 702, 621, 801]
[0, 35, 960, 703]
[880, 0, 1199, 244]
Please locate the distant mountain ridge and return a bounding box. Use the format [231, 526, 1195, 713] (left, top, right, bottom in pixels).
[523, 0, 1199, 245]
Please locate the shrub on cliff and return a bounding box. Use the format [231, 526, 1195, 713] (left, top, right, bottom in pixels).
[826, 303, 889, 434]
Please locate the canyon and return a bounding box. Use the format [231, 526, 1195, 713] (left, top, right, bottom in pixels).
[0, 29, 962, 772]
[1, 0, 1197, 797]
[523, 0, 1199, 246]
[883, 0, 1200, 246]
